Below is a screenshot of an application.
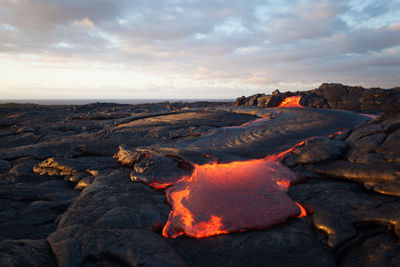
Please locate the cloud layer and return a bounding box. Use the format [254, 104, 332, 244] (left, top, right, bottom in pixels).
[1, 0, 399, 98]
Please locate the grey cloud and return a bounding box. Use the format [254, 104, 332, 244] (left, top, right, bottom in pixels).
[362, 2, 391, 17]
[260, 1, 349, 43]
[0, 0, 399, 94]
[1, 0, 125, 28]
[345, 0, 394, 23]
[336, 27, 400, 53]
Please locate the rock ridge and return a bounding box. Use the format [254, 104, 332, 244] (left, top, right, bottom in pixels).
[236, 83, 400, 113]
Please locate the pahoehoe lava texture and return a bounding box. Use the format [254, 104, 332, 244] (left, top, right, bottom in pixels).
[172, 107, 366, 160]
[1, 95, 400, 267]
[118, 106, 368, 185]
[117, 103, 368, 239]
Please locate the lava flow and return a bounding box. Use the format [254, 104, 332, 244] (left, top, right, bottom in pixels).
[278, 95, 303, 108]
[115, 99, 368, 238]
[151, 150, 306, 238]
[142, 97, 325, 238]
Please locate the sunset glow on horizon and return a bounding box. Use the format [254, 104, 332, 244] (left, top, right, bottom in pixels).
[1, 0, 400, 99]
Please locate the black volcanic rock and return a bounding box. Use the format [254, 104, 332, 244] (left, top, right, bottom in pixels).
[284, 138, 347, 166]
[235, 93, 264, 106]
[236, 83, 400, 113]
[0, 160, 11, 172]
[46, 170, 182, 266]
[0, 239, 56, 267]
[116, 145, 194, 185]
[284, 110, 400, 187]
[377, 128, 400, 162]
[1, 100, 400, 266]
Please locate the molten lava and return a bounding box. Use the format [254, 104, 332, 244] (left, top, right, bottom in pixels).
[149, 154, 306, 238]
[134, 139, 310, 238]
[148, 182, 173, 190]
[296, 203, 307, 218]
[124, 105, 343, 238]
[278, 96, 303, 108]
[328, 131, 343, 138]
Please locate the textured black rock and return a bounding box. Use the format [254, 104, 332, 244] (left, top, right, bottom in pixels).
[284, 138, 347, 166]
[236, 83, 400, 113]
[0, 239, 56, 267]
[0, 160, 11, 172]
[1, 98, 400, 266]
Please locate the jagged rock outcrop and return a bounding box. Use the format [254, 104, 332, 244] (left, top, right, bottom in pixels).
[236, 83, 400, 113]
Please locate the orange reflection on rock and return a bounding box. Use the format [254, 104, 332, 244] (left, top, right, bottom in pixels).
[278, 96, 303, 108]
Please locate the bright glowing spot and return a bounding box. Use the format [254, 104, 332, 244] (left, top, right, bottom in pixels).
[296, 203, 307, 218]
[278, 96, 303, 108]
[158, 155, 305, 238]
[148, 182, 173, 190]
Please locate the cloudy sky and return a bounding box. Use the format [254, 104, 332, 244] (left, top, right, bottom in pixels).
[1, 0, 400, 99]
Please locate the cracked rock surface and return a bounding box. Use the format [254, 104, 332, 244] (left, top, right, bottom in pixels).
[1, 100, 399, 266]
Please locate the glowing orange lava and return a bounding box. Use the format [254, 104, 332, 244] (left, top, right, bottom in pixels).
[148, 182, 173, 190]
[266, 140, 306, 161]
[162, 182, 228, 238]
[278, 96, 303, 108]
[116, 101, 361, 239]
[158, 155, 306, 238]
[296, 203, 307, 218]
[328, 131, 343, 138]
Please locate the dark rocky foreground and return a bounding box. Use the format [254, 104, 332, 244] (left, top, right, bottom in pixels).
[0, 95, 399, 266]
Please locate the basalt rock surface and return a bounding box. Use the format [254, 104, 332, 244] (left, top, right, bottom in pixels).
[236, 83, 400, 113]
[1, 99, 400, 267]
[284, 109, 400, 258]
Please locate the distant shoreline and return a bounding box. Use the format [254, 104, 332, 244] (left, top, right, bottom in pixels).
[0, 99, 234, 106]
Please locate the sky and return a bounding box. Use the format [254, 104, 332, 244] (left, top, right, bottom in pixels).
[0, 0, 400, 99]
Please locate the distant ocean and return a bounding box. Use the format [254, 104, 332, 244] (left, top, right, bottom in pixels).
[0, 99, 234, 105]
